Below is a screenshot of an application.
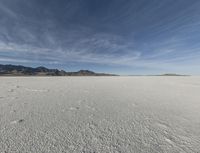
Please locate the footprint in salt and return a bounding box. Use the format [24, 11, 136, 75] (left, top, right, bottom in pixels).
[69, 106, 80, 111]
[77, 100, 83, 105]
[16, 85, 20, 88]
[89, 114, 94, 119]
[156, 122, 170, 130]
[86, 105, 96, 111]
[132, 103, 138, 107]
[25, 88, 49, 92]
[11, 119, 25, 124]
[11, 109, 17, 113]
[88, 121, 98, 131]
[62, 106, 79, 112]
[8, 89, 14, 92]
[165, 137, 174, 145]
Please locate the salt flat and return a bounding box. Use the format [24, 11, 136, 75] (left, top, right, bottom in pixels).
[0, 76, 200, 153]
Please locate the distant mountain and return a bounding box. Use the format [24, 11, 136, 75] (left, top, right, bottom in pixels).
[160, 73, 189, 76]
[0, 64, 117, 76]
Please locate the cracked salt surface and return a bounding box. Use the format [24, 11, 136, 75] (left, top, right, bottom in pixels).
[0, 76, 200, 153]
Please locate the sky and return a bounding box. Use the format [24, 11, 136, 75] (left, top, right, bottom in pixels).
[0, 0, 200, 75]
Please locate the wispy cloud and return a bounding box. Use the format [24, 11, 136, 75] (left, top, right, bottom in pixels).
[0, 2, 17, 18]
[0, 0, 200, 74]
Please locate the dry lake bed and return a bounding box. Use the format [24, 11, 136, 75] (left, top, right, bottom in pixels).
[0, 76, 200, 153]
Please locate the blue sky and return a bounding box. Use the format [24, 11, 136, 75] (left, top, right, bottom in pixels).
[0, 0, 200, 75]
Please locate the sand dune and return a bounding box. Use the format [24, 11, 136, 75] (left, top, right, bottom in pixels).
[0, 76, 200, 153]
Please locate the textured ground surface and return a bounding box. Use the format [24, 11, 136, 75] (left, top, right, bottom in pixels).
[0, 76, 200, 153]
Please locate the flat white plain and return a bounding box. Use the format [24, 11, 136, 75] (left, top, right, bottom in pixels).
[0, 76, 200, 153]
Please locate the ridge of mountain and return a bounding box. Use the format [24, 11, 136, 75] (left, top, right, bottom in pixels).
[0, 64, 117, 76]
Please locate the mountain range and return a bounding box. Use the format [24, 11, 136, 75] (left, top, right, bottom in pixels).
[0, 64, 117, 76]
